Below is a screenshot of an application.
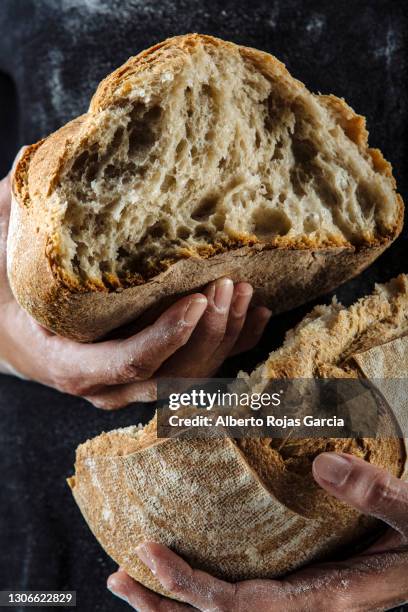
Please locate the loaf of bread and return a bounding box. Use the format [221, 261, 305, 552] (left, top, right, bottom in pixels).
[68, 275, 408, 599]
[9, 34, 403, 341]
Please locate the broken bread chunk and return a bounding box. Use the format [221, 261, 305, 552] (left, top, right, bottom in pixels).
[9, 34, 403, 340]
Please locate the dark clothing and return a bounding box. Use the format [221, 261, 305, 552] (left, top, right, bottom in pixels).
[0, 1, 407, 610]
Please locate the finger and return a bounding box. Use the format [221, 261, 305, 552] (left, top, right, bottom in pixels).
[207, 282, 253, 369]
[136, 542, 236, 610]
[288, 547, 408, 612]
[0, 173, 11, 210]
[85, 379, 157, 410]
[313, 452, 408, 537]
[0, 147, 26, 283]
[0, 171, 12, 249]
[1, 146, 27, 204]
[160, 278, 234, 377]
[0, 177, 11, 275]
[45, 294, 207, 395]
[229, 306, 271, 356]
[107, 569, 192, 611]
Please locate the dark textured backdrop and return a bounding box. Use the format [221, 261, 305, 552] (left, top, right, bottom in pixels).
[0, 1, 407, 611]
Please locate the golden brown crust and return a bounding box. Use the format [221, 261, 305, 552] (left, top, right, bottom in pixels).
[70, 430, 393, 598]
[318, 94, 369, 150]
[8, 240, 390, 342]
[12, 141, 44, 207]
[9, 34, 404, 340]
[319, 94, 398, 186]
[264, 273, 408, 379]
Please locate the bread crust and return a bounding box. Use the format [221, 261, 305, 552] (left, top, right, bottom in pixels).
[69, 431, 404, 599]
[9, 34, 404, 340]
[7, 216, 392, 341]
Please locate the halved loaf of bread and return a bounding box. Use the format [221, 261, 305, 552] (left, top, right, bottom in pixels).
[68, 275, 408, 598]
[9, 34, 403, 341]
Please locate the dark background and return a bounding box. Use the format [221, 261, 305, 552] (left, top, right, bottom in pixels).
[0, 1, 407, 610]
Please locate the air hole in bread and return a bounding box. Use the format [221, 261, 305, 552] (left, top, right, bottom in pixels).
[128, 124, 155, 157]
[271, 139, 284, 161]
[253, 207, 292, 236]
[149, 221, 168, 239]
[71, 151, 89, 175]
[161, 174, 176, 192]
[194, 225, 215, 239]
[212, 211, 226, 230]
[104, 164, 120, 179]
[175, 138, 188, 162]
[177, 226, 191, 239]
[99, 260, 111, 272]
[185, 86, 193, 119]
[356, 183, 377, 216]
[292, 137, 318, 166]
[107, 127, 125, 157]
[85, 153, 99, 182]
[191, 196, 218, 220]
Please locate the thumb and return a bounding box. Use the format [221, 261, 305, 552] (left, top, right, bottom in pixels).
[0, 175, 12, 262]
[0, 146, 27, 215]
[0, 173, 11, 214]
[312, 452, 408, 539]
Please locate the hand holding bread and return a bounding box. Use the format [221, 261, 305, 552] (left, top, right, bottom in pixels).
[1, 167, 270, 405]
[107, 453, 408, 611]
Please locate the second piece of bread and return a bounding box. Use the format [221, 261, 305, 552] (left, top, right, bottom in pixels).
[68, 274, 408, 599]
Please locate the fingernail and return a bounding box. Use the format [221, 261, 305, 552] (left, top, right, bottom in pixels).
[213, 278, 234, 311]
[107, 587, 129, 604]
[232, 285, 253, 317]
[107, 578, 129, 604]
[136, 543, 157, 575]
[183, 297, 207, 325]
[313, 453, 352, 486]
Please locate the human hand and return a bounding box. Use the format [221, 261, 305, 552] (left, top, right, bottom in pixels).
[107, 452, 408, 611]
[0, 164, 271, 408]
